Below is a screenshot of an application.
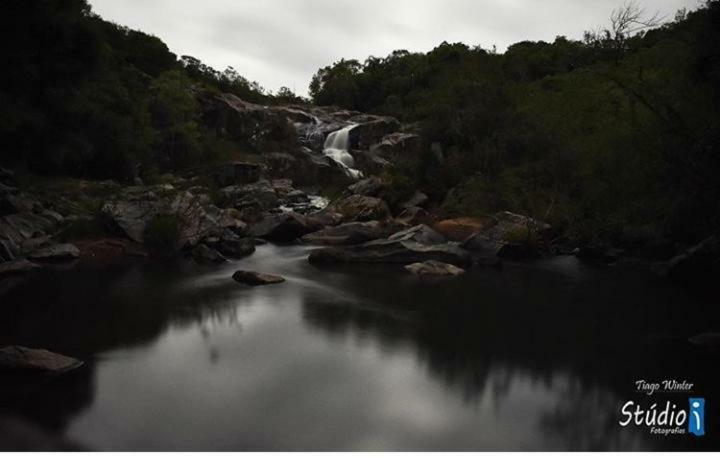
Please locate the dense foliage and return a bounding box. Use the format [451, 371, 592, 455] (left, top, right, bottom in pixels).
[311, 2, 720, 245]
[0, 0, 304, 181]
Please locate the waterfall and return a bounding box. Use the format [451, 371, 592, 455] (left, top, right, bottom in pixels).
[323, 124, 363, 179]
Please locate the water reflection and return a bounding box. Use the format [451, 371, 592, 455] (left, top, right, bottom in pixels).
[0, 245, 718, 450]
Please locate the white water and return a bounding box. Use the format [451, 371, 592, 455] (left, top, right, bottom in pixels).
[323, 124, 363, 180]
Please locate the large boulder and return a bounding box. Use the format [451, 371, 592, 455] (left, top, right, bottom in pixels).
[232, 270, 285, 286]
[0, 346, 83, 373]
[247, 212, 321, 242]
[327, 194, 391, 223]
[199, 93, 297, 153]
[308, 239, 471, 267]
[404, 260, 466, 276]
[103, 187, 222, 248]
[217, 235, 256, 259]
[302, 221, 399, 246]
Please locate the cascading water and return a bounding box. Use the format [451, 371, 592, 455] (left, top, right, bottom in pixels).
[323, 124, 363, 180]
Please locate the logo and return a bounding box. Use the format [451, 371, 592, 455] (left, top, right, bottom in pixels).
[619, 380, 706, 437]
[689, 398, 705, 437]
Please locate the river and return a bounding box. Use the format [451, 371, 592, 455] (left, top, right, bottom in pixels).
[0, 245, 718, 451]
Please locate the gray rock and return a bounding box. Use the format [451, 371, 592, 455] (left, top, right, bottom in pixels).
[103, 189, 221, 247]
[0, 346, 83, 373]
[232, 270, 285, 286]
[302, 221, 399, 246]
[388, 225, 445, 245]
[309, 240, 471, 267]
[405, 260, 466, 276]
[28, 243, 80, 261]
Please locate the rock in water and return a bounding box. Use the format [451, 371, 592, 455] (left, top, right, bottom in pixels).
[27, 243, 80, 261]
[302, 221, 399, 246]
[388, 225, 445, 245]
[0, 346, 83, 373]
[308, 240, 471, 267]
[689, 333, 720, 349]
[232, 271, 286, 286]
[405, 261, 466, 276]
[0, 260, 40, 277]
[247, 212, 320, 242]
[192, 244, 228, 263]
[217, 236, 256, 259]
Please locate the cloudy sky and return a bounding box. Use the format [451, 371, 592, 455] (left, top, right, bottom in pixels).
[89, 0, 699, 96]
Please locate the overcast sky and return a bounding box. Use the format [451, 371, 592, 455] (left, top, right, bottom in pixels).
[89, 0, 700, 96]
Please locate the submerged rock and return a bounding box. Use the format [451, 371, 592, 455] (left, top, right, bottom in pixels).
[661, 235, 720, 280]
[689, 333, 720, 349]
[0, 260, 40, 277]
[232, 270, 286, 286]
[0, 346, 83, 373]
[404, 260, 466, 276]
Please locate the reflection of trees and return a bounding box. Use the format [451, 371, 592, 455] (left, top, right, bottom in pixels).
[300, 262, 720, 451]
[0, 261, 244, 355]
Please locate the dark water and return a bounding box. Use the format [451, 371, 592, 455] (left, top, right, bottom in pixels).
[1, 245, 718, 451]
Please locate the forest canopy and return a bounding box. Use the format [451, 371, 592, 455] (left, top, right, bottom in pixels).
[310, 1, 720, 244]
